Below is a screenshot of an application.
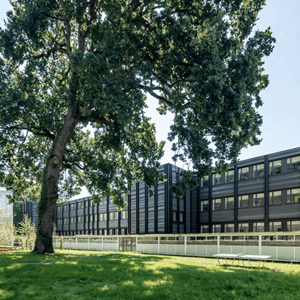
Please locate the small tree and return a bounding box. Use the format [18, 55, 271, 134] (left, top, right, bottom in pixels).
[18, 214, 36, 250]
[0, 217, 16, 246]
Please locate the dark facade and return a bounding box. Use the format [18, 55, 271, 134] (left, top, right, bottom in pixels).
[55, 164, 191, 236]
[194, 147, 300, 234]
[21, 201, 38, 228]
[23, 147, 300, 236]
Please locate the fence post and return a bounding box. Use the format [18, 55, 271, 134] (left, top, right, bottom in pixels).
[259, 235, 262, 256]
[217, 236, 220, 254]
[184, 236, 187, 255]
[158, 236, 160, 254]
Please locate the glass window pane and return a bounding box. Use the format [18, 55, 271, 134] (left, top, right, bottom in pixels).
[253, 222, 264, 232]
[239, 167, 249, 180]
[270, 191, 282, 205]
[270, 160, 281, 175]
[253, 193, 264, 207]
[238, 195, 249, 208]
[253, 164, 264, 178]
[269, 221, 282, 232]
[225, 223, 234, 233]
[239, 223, 249, 232]
[288, 156, 300, 172]
[213, 173, 221, 185]
[201, 176, 209, 187]
[201, 200, 209, 212]
[201, 225, 209, 233]
[225, 170, 234, 183]
[213, 224, 221, 233]
[213, 198, 222, 210]
[287, 189, 300, 204]
[225, 197, 234, 209]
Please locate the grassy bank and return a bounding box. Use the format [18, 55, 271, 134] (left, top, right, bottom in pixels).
[0, 250, 300, 299]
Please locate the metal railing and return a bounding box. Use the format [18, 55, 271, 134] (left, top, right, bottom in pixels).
[53, 231, 300, 262]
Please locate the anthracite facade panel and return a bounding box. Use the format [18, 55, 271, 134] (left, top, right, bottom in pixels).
[22, 147, 300, 236]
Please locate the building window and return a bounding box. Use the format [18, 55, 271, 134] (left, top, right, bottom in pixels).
[269, 160, 281, 175]
[287, 156, 300, 172]
[253, 222, 264, 232]
[225, 223, 234, 233]
[225, 170, 234, 183]
[63, 219, 69, 225]
[201, 225, 209, 233]
[78, 216, 83, 223]
[287, 188, 300, 204]
[102, 197, 107, 205]
[225, 197, 234, 209]
[114, 212, 119, 220]
[78, 202, 84, 209]
[238, 223, 249, 232]
[94, 215, 98, 222]
[253, 164, 264, 178]
[287, 221, 300, 231]
[269, 191, 282, 205]
[212, 173, 221, 185]
[253, 193, 264, 207]
[109, 212, 114, 220]
[212, 198, 222, 210]
[109, 196, 113, 204]
[99, 214, 103, 222]
[238, 167, 249, 181]
[179, 213, 183, 222]
[121, 210, 128, 219]
[115, 229, 119, 235]
[269, 221, 282, 232]
[109, 229, 113, 235]
[238, 195, 249, 208]
[173, 212, 177, 222]
[201, 200, 209, 212]
[104, 229, 107, 235]
[90, 215, 93, 222]
[103, 213, 107, 221]
[57, 207, 62, 213]
[63, 205, 69, 212]
[213, 224, 221, 233]
[201, 176, 209, 187]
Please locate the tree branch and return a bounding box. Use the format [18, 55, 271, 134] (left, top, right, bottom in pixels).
[140, 85, 174, 108]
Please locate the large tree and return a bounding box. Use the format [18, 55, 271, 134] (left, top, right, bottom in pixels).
[0, 0, 274, 253]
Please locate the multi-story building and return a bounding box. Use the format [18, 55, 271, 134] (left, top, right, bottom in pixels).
[21, 201, 38, 228]
[23, 147, 300, 236]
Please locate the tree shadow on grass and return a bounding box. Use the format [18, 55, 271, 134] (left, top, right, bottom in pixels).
[0, 251, 300, 299]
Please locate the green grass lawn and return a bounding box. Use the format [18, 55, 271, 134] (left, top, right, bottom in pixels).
[0, 250, 300, 299]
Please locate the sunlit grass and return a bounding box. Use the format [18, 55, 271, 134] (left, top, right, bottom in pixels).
[0, 250, 300, 299]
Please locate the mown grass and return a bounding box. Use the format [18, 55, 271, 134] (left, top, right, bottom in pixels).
[0, 250, 300, 299]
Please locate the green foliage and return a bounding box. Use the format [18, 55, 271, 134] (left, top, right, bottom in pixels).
[17, 214, 36, 250]
[0, 1, 275, 205]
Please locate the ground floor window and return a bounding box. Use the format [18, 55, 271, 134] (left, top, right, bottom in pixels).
[213, 224, 221, 233]
[269, 221, 282, 232]
[201, 225, 209, 233]
[287, 220, 300, 231]
[238, 223, 249, 232]
[253, 222, 264, 232]
[225, 223, 234, 233]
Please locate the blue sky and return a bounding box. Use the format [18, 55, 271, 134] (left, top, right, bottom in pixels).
[1, 1, 300, 197]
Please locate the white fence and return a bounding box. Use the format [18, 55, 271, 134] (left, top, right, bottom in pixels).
[54, 232, 300, 262]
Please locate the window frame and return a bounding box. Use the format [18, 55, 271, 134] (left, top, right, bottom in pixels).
[269, 190, 282, 205]
[253, 164, 264, 178]
[238, 167, 249, 181]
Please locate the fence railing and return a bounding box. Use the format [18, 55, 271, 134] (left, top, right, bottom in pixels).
[53, 231, 300, 262]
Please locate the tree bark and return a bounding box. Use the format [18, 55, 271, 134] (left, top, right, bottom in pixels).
[33, 108, 78, 253]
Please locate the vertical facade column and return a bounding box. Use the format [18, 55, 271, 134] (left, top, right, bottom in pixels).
[197, 178, 200, 233]
[136, 182, 139, 234]
[208, 175, 212, 233]
[154, 178, 158, 233]
[264, 155, 269, 232]
[234, 164, 238, 232]
[106, 196, 109, 235]
[75, 201, 78, 235]
[128, 186, 131, 235]
[145, 184, 148, 234]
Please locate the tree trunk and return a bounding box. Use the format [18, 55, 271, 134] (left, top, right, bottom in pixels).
[33, 109, 78, 254]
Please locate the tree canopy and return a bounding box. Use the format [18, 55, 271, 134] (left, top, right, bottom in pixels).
[0, 0, 275, 253]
